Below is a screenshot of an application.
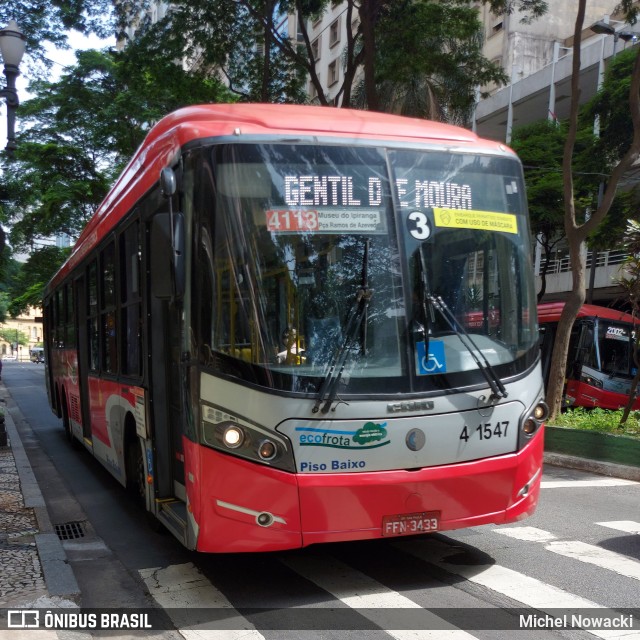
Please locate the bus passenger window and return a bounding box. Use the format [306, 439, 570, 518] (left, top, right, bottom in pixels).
[88, 261, 99, 371]
[120, 221, 142, 376]
[100, 242, 118, 374]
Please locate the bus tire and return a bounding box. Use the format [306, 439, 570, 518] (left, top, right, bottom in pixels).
[126, 436, 146, 507]
[61, 391, 79, 449]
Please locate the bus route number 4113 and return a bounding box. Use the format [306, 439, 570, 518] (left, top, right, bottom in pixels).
[382, 511, 441, 537]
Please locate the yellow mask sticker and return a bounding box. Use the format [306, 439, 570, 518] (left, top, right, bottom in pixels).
[433, 208, 518, 234]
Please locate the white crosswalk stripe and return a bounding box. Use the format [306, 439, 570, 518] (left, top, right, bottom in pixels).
[139, 562, 266, 640]
[280, 554, 478, 640]
[541, 478, 639, 489]
[395, 537, 640, 640]
[494, 526, 640, 581]
[597, 521, 640, 534]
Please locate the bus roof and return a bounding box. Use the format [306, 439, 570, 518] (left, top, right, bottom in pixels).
[47, 103, 517, 292]
[538, 302, 639, 325]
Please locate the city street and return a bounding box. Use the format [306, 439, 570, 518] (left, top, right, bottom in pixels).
[3, 358, 640, 639]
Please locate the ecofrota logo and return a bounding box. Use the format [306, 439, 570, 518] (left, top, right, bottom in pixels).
[296, 422, 390, 449]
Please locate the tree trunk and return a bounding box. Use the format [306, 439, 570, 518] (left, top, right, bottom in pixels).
[545, 240, 586, 418]
[545, 0, 587, 421]
[620, 332, 640, 424]
[359, 0, 379, 111]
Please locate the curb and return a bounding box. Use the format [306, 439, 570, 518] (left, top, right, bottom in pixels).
[544, 451, 640, 482]
[3, 405, 81, 604]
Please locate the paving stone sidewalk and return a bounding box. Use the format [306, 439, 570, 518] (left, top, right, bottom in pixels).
[0, 437, 47, 607]
[0, 384, 80, 615]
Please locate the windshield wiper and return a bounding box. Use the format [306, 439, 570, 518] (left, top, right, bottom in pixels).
[427, 294, 508, 400]
[312, 239, 372, 414]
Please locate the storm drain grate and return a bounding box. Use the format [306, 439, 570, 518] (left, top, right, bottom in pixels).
[54, 521, 86, 540]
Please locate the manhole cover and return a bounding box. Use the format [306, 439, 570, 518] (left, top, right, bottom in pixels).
[54, 521, 86, 540]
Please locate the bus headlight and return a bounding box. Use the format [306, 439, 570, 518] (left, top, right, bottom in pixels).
[222, 425, 244, 449]
[201, 407, 295, 472]
[580, 374, 603, 389]
[532, 401, 549, 422]
[522, 417, 537, 434]
[518, 398, 547, 448]
[258, 440, 277, 461]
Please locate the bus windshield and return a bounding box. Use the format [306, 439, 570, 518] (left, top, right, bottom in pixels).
[596, 321, 635, 378]
[190, 142, 538, 395]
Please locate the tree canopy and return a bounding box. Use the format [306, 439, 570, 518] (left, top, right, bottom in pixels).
[0, 34, 233, 312]
[0, 0, 552, 315]
[112, 0, 547, 119]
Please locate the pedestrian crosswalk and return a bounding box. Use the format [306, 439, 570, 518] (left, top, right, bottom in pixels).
[138, 475, 640, 640]
[494, 525, 640, 581]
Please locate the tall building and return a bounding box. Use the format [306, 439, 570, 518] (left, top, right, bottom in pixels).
[474, 0, 636, 141]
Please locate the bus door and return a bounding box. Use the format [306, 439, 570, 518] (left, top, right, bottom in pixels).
[569, 320, 594, 379]
[538, 322, 556, 387]
[148, 215, 186, 501]
[74, 274, 92, 441]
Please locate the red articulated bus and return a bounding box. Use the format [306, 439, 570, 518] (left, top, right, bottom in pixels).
[44, 104, 546, 552]
[538, 302, 640, 410]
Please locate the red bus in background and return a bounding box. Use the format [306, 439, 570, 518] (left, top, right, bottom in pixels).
[43, 104, 547, 553]
[538, 302, 640, 410]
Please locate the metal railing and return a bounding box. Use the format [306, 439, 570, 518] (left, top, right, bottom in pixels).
[542, 250, 627, 275]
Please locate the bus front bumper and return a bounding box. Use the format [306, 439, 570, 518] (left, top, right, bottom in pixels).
[192, 428, 544, 553]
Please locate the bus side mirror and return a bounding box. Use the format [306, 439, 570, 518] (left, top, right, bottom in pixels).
[160, 167, 177, 197]
[150, 212, 185, 300]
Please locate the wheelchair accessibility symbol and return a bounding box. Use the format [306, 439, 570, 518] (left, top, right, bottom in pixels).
[416, 340, 447, 375]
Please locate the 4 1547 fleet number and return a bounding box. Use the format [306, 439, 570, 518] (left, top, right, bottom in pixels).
[459, 421, 509, 442]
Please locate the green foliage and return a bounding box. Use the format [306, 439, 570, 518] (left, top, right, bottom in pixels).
[583, 49, 639, 165]
[0, 293, 9, 324]
[114, 0, 545, 119]
[511, 119, 610, 235]
[2, 44, 233, 253]
[122, 0, 307, 104]
[5, 247, 71, 316]
[511, 55, 640, 268]
[368, 0, 508, 123]
[553, 407, 640, 437]
[1, 0, 115, 78]
[0, 328, 29, 347]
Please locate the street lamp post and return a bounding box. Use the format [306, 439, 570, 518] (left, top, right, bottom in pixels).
[548, 41, 572, 123]
[0, 20, 27, 157]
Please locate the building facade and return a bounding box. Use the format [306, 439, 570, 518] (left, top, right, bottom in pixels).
[0, 306, 43, 361]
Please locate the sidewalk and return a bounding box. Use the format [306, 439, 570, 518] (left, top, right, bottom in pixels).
[0, 383, 80, 613]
